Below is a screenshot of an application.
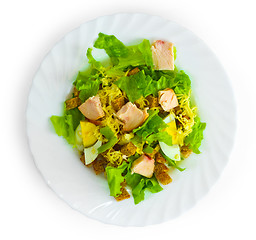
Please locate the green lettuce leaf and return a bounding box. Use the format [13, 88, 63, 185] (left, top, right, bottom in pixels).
[114, 71, 152, 102]
[75, 77, 101, 102]
[126, 175, 163, 204]
[185, 117, 206, 154]
[94, 33, 128, 65]
[173, 70, 191, 95]
[50, 115, 75, 145]
[65, 108, 85, 131]
[115, 39, 153, 69]
[133, 109, 160, 134]
[93, 33, 153, 69]
[97, 126, 119, 154]
[105, 161, 128, 197]
[131, 178, 146, 204]
[138, 39, 154, 67]
[145, 131, 172, 146]
[86, 48, 104, 71]
[115, 69, 183, 102]
[143, 145, 154, 154]
[133, 110, 167, 141]
[145, 177, 163, 193]
[50, 107, 85, 146]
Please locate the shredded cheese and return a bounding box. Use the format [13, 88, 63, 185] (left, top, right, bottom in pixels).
[135, 96, 148, 109]
[98, 84, 123, 135]
[102, 148, 123, 166]
[173, 91, 197, 146]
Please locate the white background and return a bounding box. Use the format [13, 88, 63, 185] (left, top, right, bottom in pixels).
[1, 0, 256, 239]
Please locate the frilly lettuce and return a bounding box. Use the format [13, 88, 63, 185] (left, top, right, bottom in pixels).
[185, 117, 206, 154]
[105, 161, 128, 197]
[97, 126, 119, 154]
[50, 108, 84, 146]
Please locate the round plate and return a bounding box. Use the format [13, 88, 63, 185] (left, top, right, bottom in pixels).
[26, 13, 237, 226]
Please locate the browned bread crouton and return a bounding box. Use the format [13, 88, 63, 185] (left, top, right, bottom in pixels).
[111, 96, 125, 111]
[155, 152, 167, 164]
[127, 67, 140, 76]
[154, 162, 172, 185]
[73, 87, 80, 97]
[154, 162, 169, 175]
[155, 172, 172, 185]
[92, 155, 108, 175]
[146, 95, 159, 108]
[115, 186, 130, 201]
[120, 142, 137, 157]
[80, 154, 85, 165]
[65, 97, 81, 110]
[180, 145, 192, 158]
[173, 106, 182, 115]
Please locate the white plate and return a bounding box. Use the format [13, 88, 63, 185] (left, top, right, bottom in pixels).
[26, 13, 237, 226]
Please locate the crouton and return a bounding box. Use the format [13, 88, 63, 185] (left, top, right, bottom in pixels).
[115, 186, 130, 201]
[180, 145, 193, 158]
[173, 106, 182, 115]
[73, 87, 80, 97]
[154, 162, 169, 175]
[146, 95, 159, 108]
[92, 155, 108, 175]
[65, 97, 82, 110]
[155, 152, 167, 164]
[80, 153, 85, 165]
[127, 67, 140, 76]
[155, 172, 172, 185]
[154, 162, 172, 185]
[120, 142, 137, 157]
[111, 96, 125, 112]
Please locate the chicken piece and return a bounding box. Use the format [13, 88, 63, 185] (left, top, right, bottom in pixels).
[158, 88, 179, 112]
[120, 142, 137, 157]
[131, 154, 155, 178]
[146, 95, 159, 108]
[65, 97, 81, 110]
[78, 95, 105, 120]
[111, 96, 125, 111]
[151, 40, 174, 70]
[116, 102, 148, 131]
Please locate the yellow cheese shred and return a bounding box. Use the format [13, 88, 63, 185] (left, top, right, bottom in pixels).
[173, 91, 197, 146]
[98, 84, 123, 136]
[102, 148, 124, 166]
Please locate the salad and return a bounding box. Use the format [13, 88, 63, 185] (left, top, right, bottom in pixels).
[50, 33, 206, 204]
